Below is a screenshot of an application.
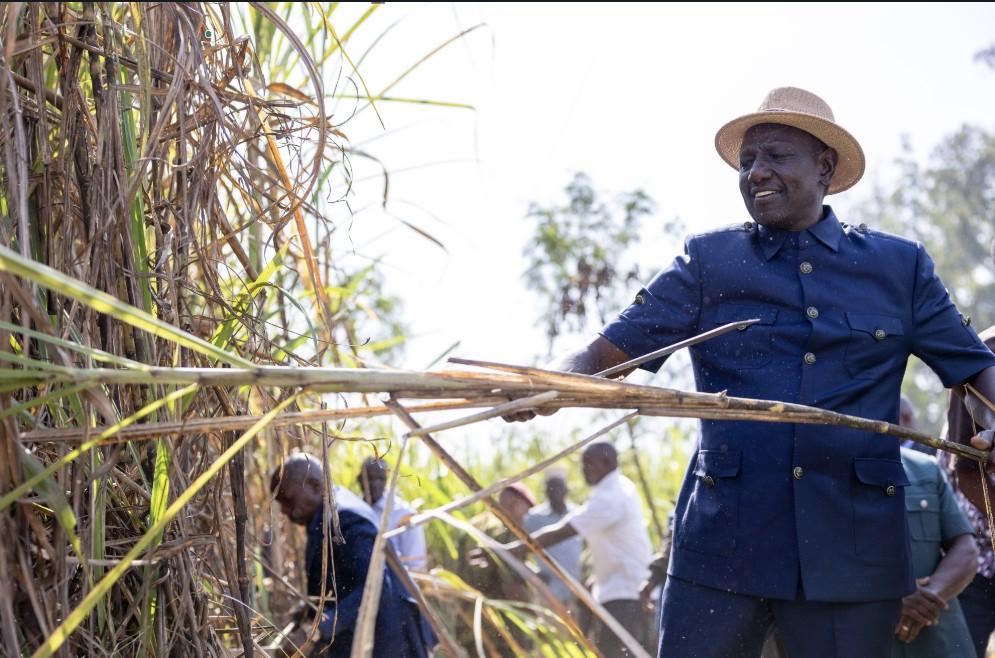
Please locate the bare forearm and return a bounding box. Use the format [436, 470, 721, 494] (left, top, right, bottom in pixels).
[511, 520, 578, 554]
[533, 520, 578, 549]
[548, 336, 633, 377]
[932, 534, 979, 601]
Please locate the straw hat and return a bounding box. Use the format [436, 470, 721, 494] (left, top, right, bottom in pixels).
[714, 87, 865, 195]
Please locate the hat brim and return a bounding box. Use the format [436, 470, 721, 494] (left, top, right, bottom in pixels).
[714, 111, 865, 195]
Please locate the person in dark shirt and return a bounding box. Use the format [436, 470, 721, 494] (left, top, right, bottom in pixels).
[506, 87, 995, 658]
[944, 240, 995, 657]
[271, 453, 432, 658]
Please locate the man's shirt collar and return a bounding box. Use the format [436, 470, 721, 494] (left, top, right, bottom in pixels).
[592, 468, 620, 491]
[757, 206, 842, 260]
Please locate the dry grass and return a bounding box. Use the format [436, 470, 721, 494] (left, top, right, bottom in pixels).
[0, 3, 479, 656]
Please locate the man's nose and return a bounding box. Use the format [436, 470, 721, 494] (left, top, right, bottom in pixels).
[748, 159, 772, 183]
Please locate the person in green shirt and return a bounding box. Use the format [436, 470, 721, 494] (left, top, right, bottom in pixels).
[893, 396, 978, 658]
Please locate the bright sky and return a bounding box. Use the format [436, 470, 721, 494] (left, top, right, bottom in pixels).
[332, 2, 995, 374]
[291, 3, 995, 462]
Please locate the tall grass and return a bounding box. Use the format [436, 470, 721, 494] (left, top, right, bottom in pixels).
[0, 3, 489, 656]
[0, 3, 685, 657]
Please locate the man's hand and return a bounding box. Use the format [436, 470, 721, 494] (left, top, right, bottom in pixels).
[501, 337, 633, 423]
[971, 429, 995, 472]
[895, 615, 925, 644]
[502, 405, 558, 424]
[895, 577, 947, 643]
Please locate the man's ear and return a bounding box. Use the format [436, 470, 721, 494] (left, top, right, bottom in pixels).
[819, 147, 838, 187]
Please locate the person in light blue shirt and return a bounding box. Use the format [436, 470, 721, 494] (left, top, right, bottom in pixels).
[523, 469, 583, 605]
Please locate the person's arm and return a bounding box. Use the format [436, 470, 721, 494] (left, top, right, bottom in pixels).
[506, 239, 705, 423]
[965, 366, 995, 473]
[547, 336, 636, 377]
[965, 366, 995, 432]
[896, 533, 978, 643]
[316, 514, 378, 639]
[503, 337, 633, 422]
[505, 518, 579, 559]
[639, 550, 670, 611]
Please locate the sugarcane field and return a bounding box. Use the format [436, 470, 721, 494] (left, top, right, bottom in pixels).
[3, 3, 995, 658]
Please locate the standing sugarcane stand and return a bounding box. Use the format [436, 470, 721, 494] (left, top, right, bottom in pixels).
[504, 87, 995, 658]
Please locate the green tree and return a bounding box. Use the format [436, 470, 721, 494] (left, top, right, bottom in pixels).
[520, 173, 691, 545]
[851, 124, 995, 432]
[523, 172, 661, 355]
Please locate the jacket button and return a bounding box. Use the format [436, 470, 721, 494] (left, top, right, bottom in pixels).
[743, 221, 754, 231]
[873, 328, 886, 341]
[886, 485, 896, 496]
[806, 306, 819, 319]
[793, 466, 804, 480]
[799, 261, 813, 275]
[920, 499, 929, 510]
[804, 352, 816, 365]
[701, 475, 715, 487]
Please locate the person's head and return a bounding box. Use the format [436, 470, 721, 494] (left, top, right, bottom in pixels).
[545, 471, 569, 511]
[714, 87, 864, 231]
[270, 452, 325, 526]
[899, 395, 917, 430]
[498, 484, 535, 524]
[581, 442, 617, 486]
[738, 123, 837, 231]
[357, 457, 388, 506]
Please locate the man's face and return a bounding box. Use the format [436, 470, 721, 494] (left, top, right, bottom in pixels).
[275, 480, 321, 526]
[738, 123, 834, 231]
[498, 489, 531, 523]
[546, 477, 567, 507]
[358, 464, 387, 505]
[582, 454, 606, 486]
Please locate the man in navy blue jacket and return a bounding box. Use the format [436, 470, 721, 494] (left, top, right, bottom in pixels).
[271, 453, 432, 658]
[507, 87, 995, 657]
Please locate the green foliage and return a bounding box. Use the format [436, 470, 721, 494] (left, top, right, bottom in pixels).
[0, 2, 478, 655]
[851, 124, 995, 432]
[524, 173, 658, 354]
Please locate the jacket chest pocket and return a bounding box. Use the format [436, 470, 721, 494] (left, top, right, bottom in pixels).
[700, 306, 778, 369]
[906, 491, 942, 542]
[844, 312, 906, 379]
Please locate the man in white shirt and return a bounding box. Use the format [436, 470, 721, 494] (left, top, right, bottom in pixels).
[523, 470, 583, 606]
[357, 457, 428, 571]
[507, 443, 653, 657]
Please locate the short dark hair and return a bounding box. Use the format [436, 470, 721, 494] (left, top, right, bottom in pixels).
[270, 452, 324, 494]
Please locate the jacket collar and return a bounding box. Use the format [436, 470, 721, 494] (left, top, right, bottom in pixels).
[757, 205, 842, 261]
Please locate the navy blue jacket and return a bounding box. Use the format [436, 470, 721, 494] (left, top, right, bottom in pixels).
[306, 508, 431, 658]
[601, 207, 995, 602]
